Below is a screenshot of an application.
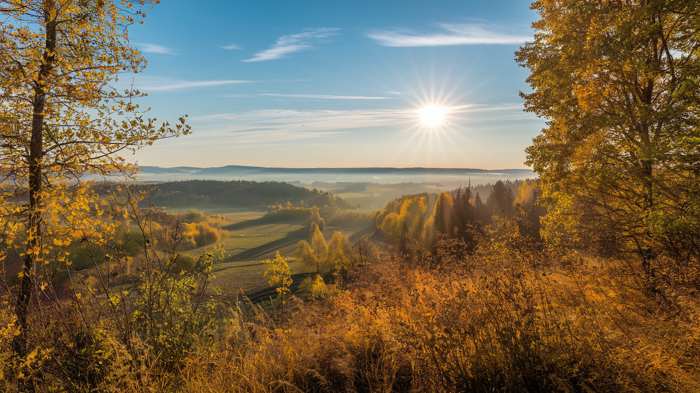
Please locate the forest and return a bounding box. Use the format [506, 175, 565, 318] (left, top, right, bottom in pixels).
[0, 0, 699, 392]
[128, 180, 348, 210]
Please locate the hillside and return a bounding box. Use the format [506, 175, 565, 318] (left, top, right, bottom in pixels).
[139, 164, 535, 177]
[136, 180, 349, 210]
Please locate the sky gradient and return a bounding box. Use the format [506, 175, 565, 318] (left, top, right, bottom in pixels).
[126, 0, 543, 169]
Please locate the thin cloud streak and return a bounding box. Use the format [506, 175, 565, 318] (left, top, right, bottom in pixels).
[137, 42, 175, 55]
[368, 23, 530, 47]
[142, 79, 253, 92]
[243, 28, 339, 62]
[259, 93, 389, 100]
[221, 43, 242, 50]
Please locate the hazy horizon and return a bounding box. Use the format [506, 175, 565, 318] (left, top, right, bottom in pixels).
[134, 164, 536, 186]
[140, 163, 535, 170]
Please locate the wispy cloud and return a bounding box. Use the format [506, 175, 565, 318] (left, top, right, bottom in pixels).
[139, 78, 253, 92]
[188, 103, 525, 144]
[243, 28, 339, 62]
[259, 93, 389, 100]
[191, 108, 409, 144]
[137, 42, 175, 55]
[221, 43, 241, 50]
[368, 23, 530, 47]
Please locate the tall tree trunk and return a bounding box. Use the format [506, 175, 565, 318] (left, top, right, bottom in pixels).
[639, 118, 656, 285]
[12, 2, 56, 389]
[640, 157, 655, 276]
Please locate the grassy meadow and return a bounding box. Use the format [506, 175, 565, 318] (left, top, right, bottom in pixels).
[159, 206, 373, 297]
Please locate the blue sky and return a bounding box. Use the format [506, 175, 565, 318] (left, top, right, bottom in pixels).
[126, 0, 543, 169]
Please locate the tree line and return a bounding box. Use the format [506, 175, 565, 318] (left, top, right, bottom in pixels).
[376, 180, 544, 259]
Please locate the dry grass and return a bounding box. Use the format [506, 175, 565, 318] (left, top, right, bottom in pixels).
[2, 235, 698, 392]
[169, 246, 700, 393]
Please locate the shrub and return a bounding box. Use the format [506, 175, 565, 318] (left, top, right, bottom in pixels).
[300, 275, 332, 300]
[69, 241, 106, 271]
[193, 222, 220, 248]
[48, 325, 130, 393]
[179, 222, 221, 250]
[117, 230, 145, 256]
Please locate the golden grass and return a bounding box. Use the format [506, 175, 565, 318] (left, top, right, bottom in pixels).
[171, 249, 700, 393]
[2, 237, 697, 392]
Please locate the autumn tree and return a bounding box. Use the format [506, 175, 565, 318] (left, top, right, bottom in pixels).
[326, 231, 350, 278]
[297, 224, 329, 273]
[377, 195, 428, 251]
[263, 252, 293, 299]
[474, 193, 489, 223]
[308, 206, 325, 231]
[513, 180, 546, 243]
[297, 239, 319, 272]
[486, 181, 515, 218]
[517, 0, 700, 273]
[434, 192, 455, 236]
[452, 187, 480, 252]
[0, 0, 189, 372]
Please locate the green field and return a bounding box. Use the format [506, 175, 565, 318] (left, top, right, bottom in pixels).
[209, 258, 312, 296]
[171, 207, 371, 297]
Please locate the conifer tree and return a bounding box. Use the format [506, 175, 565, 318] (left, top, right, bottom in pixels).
[487, 181, 515, 217]
[434, 192, 455, 236]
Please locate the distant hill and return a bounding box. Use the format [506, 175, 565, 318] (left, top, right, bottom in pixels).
[136, 180, 348, 210]
[136, 165, 536, 187]
[139, 164, 534, 177]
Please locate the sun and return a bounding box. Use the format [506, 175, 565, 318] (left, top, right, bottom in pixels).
[417, 104, 450, 129]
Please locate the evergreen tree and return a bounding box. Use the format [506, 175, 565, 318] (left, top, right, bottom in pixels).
[487, 181, 515, 217]
[474, 193, 489, 223]
[434, 192, 455, 235]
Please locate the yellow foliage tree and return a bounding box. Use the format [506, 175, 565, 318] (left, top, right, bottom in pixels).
[297, 226, 351, 277]
[180, 222, 221, 250]
[297, 239, 319, 272]
[309, 224, 328, 273]
[327, 231, 350, 274]
[263, 252, 293, 299]
[517, 0, 700, 271]
[0, 0, 189, 365]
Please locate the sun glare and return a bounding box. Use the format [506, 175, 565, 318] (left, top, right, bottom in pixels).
[417, 104, 450, 129]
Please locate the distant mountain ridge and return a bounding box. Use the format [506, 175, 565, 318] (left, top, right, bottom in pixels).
[140, 164, 534, 176]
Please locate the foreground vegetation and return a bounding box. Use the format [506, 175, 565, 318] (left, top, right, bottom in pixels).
[183, 241, 700, 393]
[2, 215, 698, 392]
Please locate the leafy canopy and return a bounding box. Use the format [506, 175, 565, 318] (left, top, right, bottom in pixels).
[517, 0, 700, 261]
